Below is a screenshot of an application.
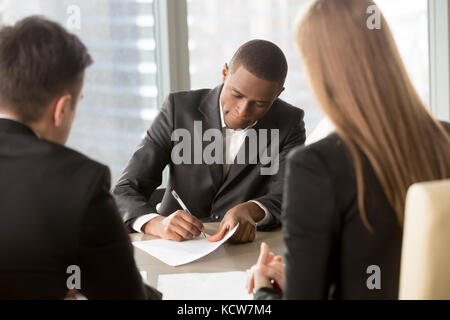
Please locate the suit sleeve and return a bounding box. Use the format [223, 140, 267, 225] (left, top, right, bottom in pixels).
[281, 147, 337, 299]
[254, 287, 282, 300]
[113, 94, 174, 228]
[252, 109, 306, 231]
[78, 166, 162, 300]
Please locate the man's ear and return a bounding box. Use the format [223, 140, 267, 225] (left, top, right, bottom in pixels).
[53, 94, 72, 127]
[222, 63, 229, 83]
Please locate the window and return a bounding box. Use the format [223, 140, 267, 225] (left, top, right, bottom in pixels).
[0, 0, 160, 183]
[377, 0, 429, 106]
[187, 0, 430, 135]
[187, 0, 320, 134]
[0, 0, 435, 177]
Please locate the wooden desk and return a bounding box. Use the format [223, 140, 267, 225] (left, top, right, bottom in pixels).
[130, 223, 284, 288]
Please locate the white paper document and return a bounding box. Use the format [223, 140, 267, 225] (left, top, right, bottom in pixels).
[157, 271, 253, 300]
[132, 224, 239, 267]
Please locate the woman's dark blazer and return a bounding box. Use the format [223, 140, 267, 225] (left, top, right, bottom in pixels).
[255, 122, 450, 300]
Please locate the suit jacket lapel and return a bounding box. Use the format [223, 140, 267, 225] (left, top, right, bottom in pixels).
[214, 110, 276, 199]
[198, 85, 224, 193]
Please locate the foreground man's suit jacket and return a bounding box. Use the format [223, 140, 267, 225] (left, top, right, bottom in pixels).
[114, 85, 306, 231]
[0, 119, 161, 300]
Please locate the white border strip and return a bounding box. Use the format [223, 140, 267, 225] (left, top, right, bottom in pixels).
[429, 0, 450, 121]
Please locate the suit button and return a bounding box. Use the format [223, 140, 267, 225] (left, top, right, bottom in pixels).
[215, 215, 219, 220]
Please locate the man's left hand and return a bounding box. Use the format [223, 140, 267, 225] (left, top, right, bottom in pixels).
[208, 202, 264, 244]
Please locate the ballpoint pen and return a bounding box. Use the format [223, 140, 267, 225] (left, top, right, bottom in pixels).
[171, 189, 207, 238]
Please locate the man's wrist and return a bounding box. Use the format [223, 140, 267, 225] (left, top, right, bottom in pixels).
[143, 216, 164, 236]
[132, 213, 161, 233]
[245, 201, 265, 222]
[249, 200, 272, 227]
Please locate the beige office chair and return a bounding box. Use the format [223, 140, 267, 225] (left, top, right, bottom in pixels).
[399, 179, 450, 300]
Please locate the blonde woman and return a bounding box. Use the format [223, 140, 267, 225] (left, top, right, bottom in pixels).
[246, 0, 450, 299]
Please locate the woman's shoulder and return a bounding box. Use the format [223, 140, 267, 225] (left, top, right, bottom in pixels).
[440, 121, 450, 133]
[288, 133, 350, 169]
[290, 120, 449, 165]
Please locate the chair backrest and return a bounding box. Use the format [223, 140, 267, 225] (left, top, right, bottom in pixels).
[399, 179, 450, 300]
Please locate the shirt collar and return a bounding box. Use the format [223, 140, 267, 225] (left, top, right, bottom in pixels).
[0, 113, 17, 121]
[219, 102, 226, 128]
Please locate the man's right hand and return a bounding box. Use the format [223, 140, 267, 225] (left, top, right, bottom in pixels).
[143, 210, 204, 242]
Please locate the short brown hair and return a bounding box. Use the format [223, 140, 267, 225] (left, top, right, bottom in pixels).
[0, 16, 93, 122]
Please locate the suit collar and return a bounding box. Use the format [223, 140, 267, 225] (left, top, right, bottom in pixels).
[198, 84, 223, 130]
[0, 118, 39, 138]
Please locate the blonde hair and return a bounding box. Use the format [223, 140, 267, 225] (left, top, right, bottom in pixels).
[295, 0, 450, 231]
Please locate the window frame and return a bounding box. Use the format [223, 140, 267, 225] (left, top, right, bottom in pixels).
[429, 0, 450, 121]
[153, 0, 190, 108]
[153, 0, 191, 187]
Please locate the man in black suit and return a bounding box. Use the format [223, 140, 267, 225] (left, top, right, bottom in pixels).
[0, 16, 161, 300]
[113, 40, 306, 243]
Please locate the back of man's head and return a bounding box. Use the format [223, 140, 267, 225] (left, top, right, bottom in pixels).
[229, 39, 288, 87]
[0, 16, 93, 123]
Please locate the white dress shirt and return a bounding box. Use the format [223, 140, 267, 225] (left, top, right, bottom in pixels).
[305, 116, 335, 145]
[131, 105, 272, 233]
[0, 113, 19, 121]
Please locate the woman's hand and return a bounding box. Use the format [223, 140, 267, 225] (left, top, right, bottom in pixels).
[246, 242, 285, 295]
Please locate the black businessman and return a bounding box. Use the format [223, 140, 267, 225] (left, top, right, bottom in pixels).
[113, 40, 306, 244]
